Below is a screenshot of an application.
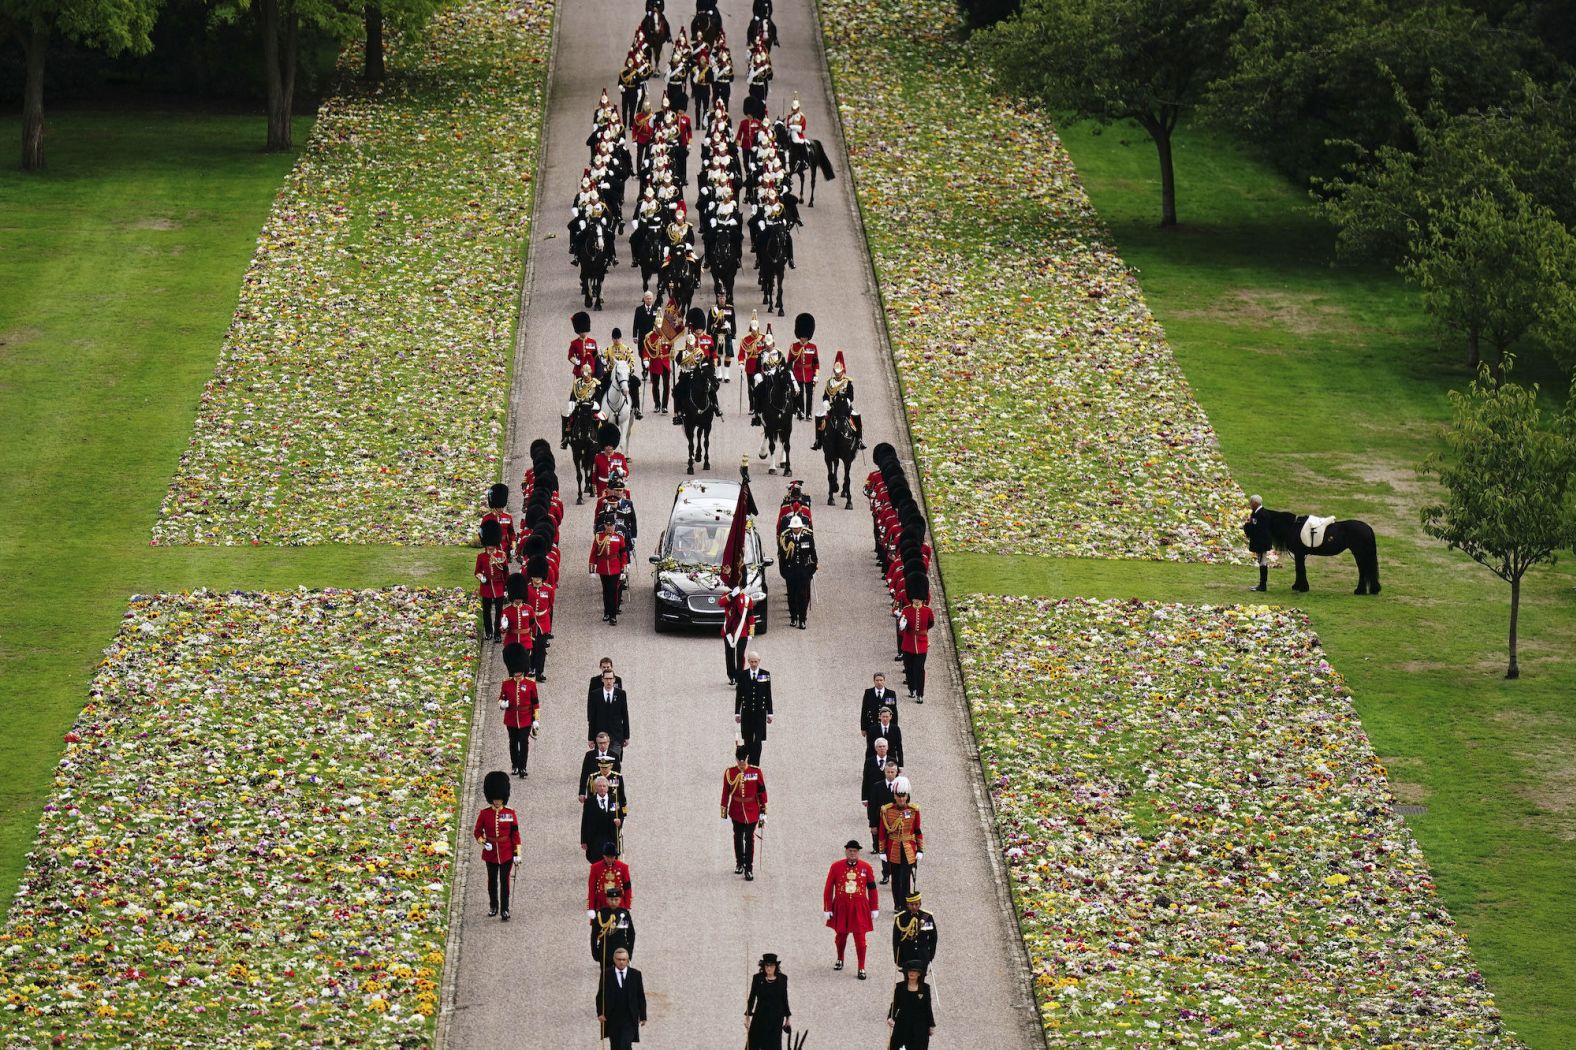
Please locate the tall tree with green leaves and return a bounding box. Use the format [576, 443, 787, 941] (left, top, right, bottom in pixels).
[361, 0, 439, 82]
[977, 0, 1240, 227]
[1420, 365, 1576, 679]
[214, 0, 359, 150]
[1, 0, 161, 170]
[1402, 183, 1576, 374]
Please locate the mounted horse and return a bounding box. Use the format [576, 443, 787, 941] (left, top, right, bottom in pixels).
[639, 3, 671, 62]
[677, 357, 717, 474]
[773, 120, 834, 207]
[1244, 509, 1382, 594]
[633, 222, 665, 298]
[576, 219, 614, 310]
[755, 366, 796, 475]
[689, 2, 723, 48]
[567, 400, 601, 504]
[601, 356, 636, 452]
[661, 253, 701, 314]
[756, 224, 789, 316]
[820, 396, 859, 508]
[705, 225, 740, 303]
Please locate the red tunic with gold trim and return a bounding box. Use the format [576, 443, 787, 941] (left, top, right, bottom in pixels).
[588, 858, 633, 911]
[472, 805, 521, 864]
[721, 764, 768, 822]
[823, 857, 879, 934]
[474, 547, 509, 599]
[500, 676, 540, 729]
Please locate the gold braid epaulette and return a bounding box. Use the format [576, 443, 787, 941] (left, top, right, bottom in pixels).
[894, 912, 920, 941]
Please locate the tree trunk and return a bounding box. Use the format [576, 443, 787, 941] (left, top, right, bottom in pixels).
[1141, 117, 1178, 229]
[21, 22, 48, 171]
[1506, 574, 1520, 680]
[261, 0, 298, 151]
[364, 4, 385, 81]
[1466, 326, 1480, 370]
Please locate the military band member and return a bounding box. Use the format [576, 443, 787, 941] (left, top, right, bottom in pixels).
[823, 839, 880, 979]
[722, 584, 756, 684]
[878, 778, 923, 912]
[590, 514, 628, 625]
[475, 519, 509, 642]
[713, 43, 734, 111]
[812, 351, 866, 450]
[591, 884, 636, 963]
[722, 744, 768, 880]
[891, 892, 938, 969]
[500, 643, 541, 777]
[898, 584, 936, 703]
[581, 775, 626, 863]
[709, 293, 736, 370]
[778, 514, 817, 629]
[790, 312, 819, 420]
[734, 650, 773, 766]
[738, 310, 764, 412]
[588, 841, 634, 914]
[603, 327, 643, 419]
[562, 363, 602, 449]
[474, 771, 521, 920]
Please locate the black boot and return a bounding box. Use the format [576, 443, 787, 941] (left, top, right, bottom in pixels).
[1251, 566, 1268, 592]
[810, 424, 822, 451]
[560, 418, 570, 449]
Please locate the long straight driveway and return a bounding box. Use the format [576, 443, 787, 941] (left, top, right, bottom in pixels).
[441, 0, 1041, 1045]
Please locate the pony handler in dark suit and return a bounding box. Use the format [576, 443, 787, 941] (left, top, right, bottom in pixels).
[596, 946, 648, 1048]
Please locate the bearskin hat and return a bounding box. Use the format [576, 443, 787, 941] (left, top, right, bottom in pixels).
[488, 482, 509, 510]
[527, 556, 549, 581]
[483, 770, 512, 803]
[794, 312, 815, 340]
[906, 574, 930, 602]
[480, 519, 503, 548]
[572, 310, 592, 335]
[530, 437, 551, 459]
[598, 422, 621, 448]
[743, 95, 765, 120]
[503, 643, 531, 676]
[521, 534, 548, 560]
[872, 441, 897, 464]
[903, 515, 928, 541]
[535, 471, 559, 494]
[505, 572, 529, 601]
[687, 306, 707, 331]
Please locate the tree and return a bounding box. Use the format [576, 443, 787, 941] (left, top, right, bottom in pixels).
[957, 0, 1022, 30]
[1420, 365, 1576, 678]
[977, 0, 1240, 227]
[214, 0, 358, 150]
[1402, 183, 1576, 375]
[1, 0, 161, 170]
[361, 0, 439, 82]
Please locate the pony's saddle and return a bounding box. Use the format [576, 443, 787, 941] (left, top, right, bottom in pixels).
[1300, 515, 1336, 549]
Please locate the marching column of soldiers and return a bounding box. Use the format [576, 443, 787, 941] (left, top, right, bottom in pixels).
[469, 1, 947, 1047]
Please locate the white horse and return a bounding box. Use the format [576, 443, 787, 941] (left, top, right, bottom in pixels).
[601, 357, 635, 453]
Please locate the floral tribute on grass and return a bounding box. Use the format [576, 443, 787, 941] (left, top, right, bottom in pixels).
[821, 0, 1246, 562]
[957, 595, 1519, 1047]
[0, 588, 475, 1047]
[153, 0, 553, 546]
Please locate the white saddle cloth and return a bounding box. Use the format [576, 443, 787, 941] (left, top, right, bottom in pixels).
[1300, 515, 1336, 549]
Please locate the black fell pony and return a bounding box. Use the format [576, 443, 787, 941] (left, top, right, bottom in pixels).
[1246, 509, 1381, 594]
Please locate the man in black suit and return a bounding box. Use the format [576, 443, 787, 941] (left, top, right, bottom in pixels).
[596, 947, 648, 1048]
[859, 672, 899, 738]
[863, 759, 901, 881]
[864, 707, 903, 767]
[632, 291, 659, 359]
[733, 649, 774, 765]
[862, 736, 898, 798]
[588, 668, 632, 756]
[579, 732, 622, 802]
[581, 775, 626, 863]
[587, 656, 626, 697]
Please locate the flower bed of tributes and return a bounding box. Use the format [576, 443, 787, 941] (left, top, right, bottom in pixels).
[956, 595, 1520, 1047]
[153, 0, 553, 546]
[0, 589, 475, 1047]
[820, 0, 1247, 562]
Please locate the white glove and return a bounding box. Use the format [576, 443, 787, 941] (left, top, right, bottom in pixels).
[482, 842, 493, 852]
[917, 852, 924, 862]
[871, 910, 880, 923]
[476, 573, 487, 583]
[587, 909, 596, 920]
[823, 911, 832, 921]
[499, 700, 509, 711]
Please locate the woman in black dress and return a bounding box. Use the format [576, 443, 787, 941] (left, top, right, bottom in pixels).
[887, 959, 936, 1050]
[744, 952, 792, 1049]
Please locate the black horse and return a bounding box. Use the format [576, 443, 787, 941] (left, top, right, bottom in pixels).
[705, 227, 740, 303]
[755, 367, 795, 476]
[774, 121, 834, 207]
[748, 13, 778, 49]
[1245, 509, 1382, 594]
[634, 225, 665, 296]
[567, 401, 601, 503]
[678, 359, 716, 474]
[576, 221, 613, 310]
[690, 6, 723, 47]
[661, 253, 700, 314]
[640, 8, 671, 60]
[821, 396, 859, 508]
[756, 224, 789, 316]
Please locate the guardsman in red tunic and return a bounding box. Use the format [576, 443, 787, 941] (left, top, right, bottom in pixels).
[789, 312, 819, 420]
[568, 310, 600, 377]
[500, 643, 541, 776]
[473, 771, 521, 920]
[593, 423, 629, 498]
[483, 483, 516, 559]
[878, 777, 924, 912]
[776, 479, 813, 533]
[898, 582, 935, 702]
[498, 573, 535, 653]
[721, 585, 756, 684]
[686, 307, 717, 364]
[642, 324, 673, 414]
[823, 839, 880, 978]
[720, 744, 768, 880]
[738, 310, 764, 419]
[588, 841, 633, 914]
[590, 514, 629, 625]
[526, 554, 554, 682]
[475, 519, 509, 643]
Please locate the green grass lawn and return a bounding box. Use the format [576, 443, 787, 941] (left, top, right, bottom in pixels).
[0, 109, 460, 912]
[944, 121, 1575, 1046]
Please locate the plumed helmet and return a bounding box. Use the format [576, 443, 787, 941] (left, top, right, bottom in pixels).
[892, 775, 911, 796]
[572, 310, 592, 335]
[484, 770, 511, 803]
[488, 482, 509, 510]
[794, 312, 815, 339]
[503, 642, 531, 676]
[480, 519, 503, 548]
[527, 556, 549, 580]
[598, 422, 621, 448]
[687, 307, 707, 330]
[505, 573, 529, 601]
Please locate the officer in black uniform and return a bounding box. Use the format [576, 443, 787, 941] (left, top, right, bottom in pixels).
[733, 650, 774, 765]
[591, 884, 636, 963]
[891, 891, 938, 969]
[778, 514, 817, 629]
